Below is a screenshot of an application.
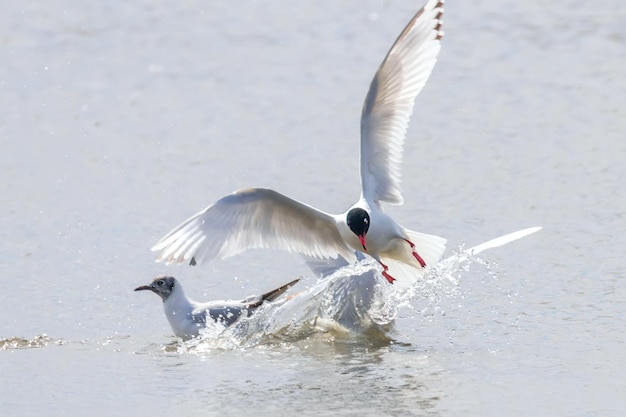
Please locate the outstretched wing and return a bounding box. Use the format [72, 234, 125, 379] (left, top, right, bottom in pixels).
[151, 188, 355, 265]
[360, 0, 444, 205]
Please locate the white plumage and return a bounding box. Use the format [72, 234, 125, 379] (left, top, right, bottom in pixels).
[152, 0, 447, 285]
[135, 276, 300, 340]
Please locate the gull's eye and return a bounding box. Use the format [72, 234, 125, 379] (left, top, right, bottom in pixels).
[157, 280, 165, 286]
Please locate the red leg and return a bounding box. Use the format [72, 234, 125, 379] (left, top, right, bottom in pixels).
[379, 262, 396, 284]
[404, 239, 426, 268]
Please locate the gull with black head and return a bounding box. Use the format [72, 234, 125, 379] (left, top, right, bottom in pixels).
[151, 0, 447, 284]
[135, 276, 300, 340]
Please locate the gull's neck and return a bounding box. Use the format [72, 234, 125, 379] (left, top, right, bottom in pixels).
[162, 284, 199, 339]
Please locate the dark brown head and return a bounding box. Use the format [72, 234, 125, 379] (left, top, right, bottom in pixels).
[134, 275, 177, 302]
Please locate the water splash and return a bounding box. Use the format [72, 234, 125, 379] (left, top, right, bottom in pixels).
[179, 227, 541, 352]
[0, 334, 65, 350]
[180, 246, 483, 352]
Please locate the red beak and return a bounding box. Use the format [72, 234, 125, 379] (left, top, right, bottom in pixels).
[358, 234, 367, 251]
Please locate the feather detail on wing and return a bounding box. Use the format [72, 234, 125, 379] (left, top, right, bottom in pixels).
[191, 278, 301, 325]
[151, 188, 355, 265]
[360, 0, 445, 205]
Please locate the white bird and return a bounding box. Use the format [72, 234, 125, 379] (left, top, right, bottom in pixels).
[151, 0, 447, 284]
[134, 276, 300, 340]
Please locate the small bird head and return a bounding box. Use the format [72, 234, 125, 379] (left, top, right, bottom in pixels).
[346, 208, 370, 251]
[134, 275, 177, 302]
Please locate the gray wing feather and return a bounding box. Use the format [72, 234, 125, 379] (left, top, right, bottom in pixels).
[360, 0, 444, 204]
[152, 188, 355, 265]
[193, 278, 302, 326]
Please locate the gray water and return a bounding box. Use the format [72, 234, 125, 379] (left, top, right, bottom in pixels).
[1, 0, 625, 416]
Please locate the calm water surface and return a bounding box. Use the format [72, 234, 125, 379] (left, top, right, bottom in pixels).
[1, 1, 625, 416]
